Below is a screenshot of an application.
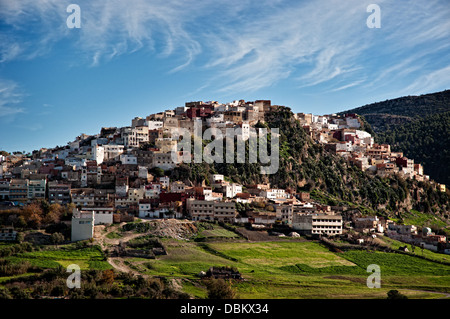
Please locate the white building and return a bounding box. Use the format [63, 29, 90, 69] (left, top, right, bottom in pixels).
[276, 204, 293, 225]
[223, 183, 243, 198]
[292, 213, 343, 236]
[138, 166, 150, 180]
[71, 210, 95, 242]
[115, 184, 129, 197]
[152, 152, 176, 170]
[138, 200, 152, 218]
[145, 183, 161, 199]
[122, 127, 138, 148]
[156, 177, 169, 189]
[206, 113, 225, 126]
[326, 123, 338, 130]
[73, 207, 113, 225]
[346, 117, 361, 128]
[148, 120, 164, 130]
[0, 227, 17, 241]
[261, 189, 287, 200]
[27, 179, 47, 199]
[120, 154, 137, 165]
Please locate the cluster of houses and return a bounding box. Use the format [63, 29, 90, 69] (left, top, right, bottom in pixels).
[350, 214, 450, 254]
[296, 112, 444, 189]
[0, 99, 447, 251]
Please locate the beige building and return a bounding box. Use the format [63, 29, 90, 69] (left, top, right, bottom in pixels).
[152, 152, 176, 170]
[276, 204, 293, 225]
[292, 213, 343, 236]
[27, 178, 47, 200]
[187, 199, 236, 223]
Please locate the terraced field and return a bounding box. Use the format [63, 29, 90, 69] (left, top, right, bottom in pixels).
[120, 237, 450, 299]
[2, 223, 450, 299]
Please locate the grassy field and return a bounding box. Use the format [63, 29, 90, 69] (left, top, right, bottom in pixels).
[2, 228, 449, 299]
[2, 244, 112, 271]
[194, 223, 241, 240]
[378, 235, 450, 263]
[120, 238, 450, 299]
[402, 209, 448, 230]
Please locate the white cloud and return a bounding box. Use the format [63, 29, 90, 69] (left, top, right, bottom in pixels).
[402, 65, 450, 95]
[0, 79, 26, 118]
[0, 0, 449, 95]
[329, 79, 366, 92]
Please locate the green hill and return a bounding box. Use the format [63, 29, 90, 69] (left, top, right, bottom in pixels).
[340, 90, 450, 185]
[340, 90, 450, 132]
[376, 111, 450, 186]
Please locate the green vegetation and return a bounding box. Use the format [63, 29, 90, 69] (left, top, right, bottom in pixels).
[401, 209, 447, 231]
[0, 268, 190, 299]
[341, 89, 450, 185]
[194, 222, 240, 241]
[117, 238, 450, 299]
[106, 231, 123, 239]
[376, 111, 450, 186]
[121, 221, 155, 233]
[1, 243, 111, 271]
[1, 231, 450, 299]
[341, 250, 450, 276]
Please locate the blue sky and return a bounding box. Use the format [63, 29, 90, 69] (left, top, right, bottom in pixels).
[0, 0, 449, 153]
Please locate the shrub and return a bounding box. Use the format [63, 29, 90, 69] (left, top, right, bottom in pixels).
[205, 278, 236, 299]
[387, 290, 408, 299]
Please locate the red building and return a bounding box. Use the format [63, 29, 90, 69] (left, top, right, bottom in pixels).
[159, 192, 188, 204]
[186, 105, 213, 119]
[395, 157, 408, 168]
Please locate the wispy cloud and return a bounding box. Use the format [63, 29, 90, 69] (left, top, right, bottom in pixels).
[0, 0, 449, 95]
[329, 79, 366, 92]
[0, 79, 26, 118]
[401, 65, 450, 95]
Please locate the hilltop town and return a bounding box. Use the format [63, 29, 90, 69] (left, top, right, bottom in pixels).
[0, 99, 448, 254]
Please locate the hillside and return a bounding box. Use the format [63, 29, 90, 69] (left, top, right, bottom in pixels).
[340, 90, 450, 132]
[171, 106, 449, 226]
[376, 111, 450, 186]
[340, 90, 450, 185]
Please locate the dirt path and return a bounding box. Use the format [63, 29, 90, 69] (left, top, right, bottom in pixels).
[107, 257, 144, 277]
[406, 289, 450, 299]
[94, 221, 160, 277]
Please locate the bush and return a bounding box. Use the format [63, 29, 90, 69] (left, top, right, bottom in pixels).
[0, 288, 12, 299]
[387, 289, 408, 299]
[205, 278, 236, 299]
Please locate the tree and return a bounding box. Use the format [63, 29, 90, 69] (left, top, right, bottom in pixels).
[205, 279, 236, 299]
[101, 269, 115, 285]
[0, 287, 12, 299]
[151, 167, 165, 178]
[387, 289, 408, 299]
[16, 232, 24, 243]
[51, 232, 65, 247]
[43, 204, 63, 225]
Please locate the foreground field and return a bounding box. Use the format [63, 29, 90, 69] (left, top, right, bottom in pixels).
[123, 237, 450, 299]
[1, 223, 450, 299]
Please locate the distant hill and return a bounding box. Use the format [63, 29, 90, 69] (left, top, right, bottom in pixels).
[341, 90, 450, 185]
[376, 111, 450, 186]
[340, 90, 450, 132]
